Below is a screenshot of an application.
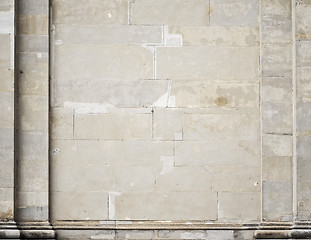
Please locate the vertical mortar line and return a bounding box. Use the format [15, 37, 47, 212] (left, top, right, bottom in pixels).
[292, 0, 297, 220]
[48, 0, 51, 222]
[259, 0, 263, 222]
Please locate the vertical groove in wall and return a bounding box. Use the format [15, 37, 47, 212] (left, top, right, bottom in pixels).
[292, 0, 297, 220]
[48, 0, 52, 222]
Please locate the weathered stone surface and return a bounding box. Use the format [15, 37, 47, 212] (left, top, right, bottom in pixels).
[168, 26, 259, 46]
[262, 77, 292, 103]
[262, 44, 292, 77]
[153, 108, 182, 140]
[112, 192, 217, 220]
[297, 67, 311, 101]
[0, 34, 10, 69]
[297, 41, 311, 67]
[297, 102, 311, 131]
[51, 108, 73, 140]
[157, 46, 258, 81]
[55, 45, 153, 81]
[18, 35, 48, 52]
[131, 0, 209, 26]
[18, 15, 48, 35]
[55, 25, 162, 45]
[210, 0, 259, 26]
[218, 192, 260, 221]
[51, 191, 108, 220]
[183, 113, 259, 141]
[296, 0, 311, 39]
[18, 0, 48, 15]
[175, 140, 260, 167]
[262, 157, 292, 182]
[262, 134, 292, 157]
[74, 113, 152, 140]
[52, 0, 128, 25]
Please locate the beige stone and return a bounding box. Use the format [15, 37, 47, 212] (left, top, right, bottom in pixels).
[297, 67, 311, 101]
[210, 166, 260, 192]
[155, 166, 212, 192]
[261, 0, 291, 18]
[19, 132, 48, 160]
[0, 92, 13, 128]
[0, 0, 14, 11]
[183, 113, 260, 141]
[74, 113, 152, 140]
[157, 46, 258, 81]
[210, 0, 259, 26]
[18, 0, 48, 15]
[131, 0, 209, 26]
[262, 102, 293, 134]
[18, 15, 48, 35]
[262, 134, 292, 157]
[168, 26, 259, 46]
[52, 0, 128, 25]
[297, 41, 311, 67]
[175, 140, 260, 167]
[262, 44, 292, 77]
[0, 34, 10, 69]
[262, 157, 292, 182]
[19, 95, 48, 132]
[18, 35, 48, 52]
[51, 191, 108, 220]
[0, 69, 13, 92]
[54, 45, 153, 81]
[153, 108, 182, 141]
[113, 192, 217, 220]
[51, 108, 73, 140]
[55, 25, 162, 45]
[218, 192, 260, 221]
[18, 52, 48, 96]
[262, 77, 292, 103]
[296, 0, 311, 39]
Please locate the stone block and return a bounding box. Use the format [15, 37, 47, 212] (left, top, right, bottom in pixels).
[157, 230, 207, 239]
[74, 113, 152, 140]
[18, 52, 48, 96]
[18, 0, 48, 15]
[18, 35, 48, 52]
[153, 108, 182, 141]
[51, 191, 108, 220]
[262, 157, 292, 182]
[168, 26, 259, 46]
[262, 77, 292, 103]
[297, 102, 311, 131]
[56, 230, 115, 240]
[262, 182, 292, 221]
[0, 69, 13, 92]
[17, 191, 48, 207]
[19, 95, 48, 132]
[0, 34, 10, 69]
[18, 159, 48, 192]
[262, 134, 292, 157]
[262, 44, 292, 77]
[297, 41, 311, 67]
[262, 102, 293, 134]
[16, 206, 48, 221]
[54, 45, 153, 81]
[296, 0, 311, 39]
[0, 11, 13, 28]
[18, 15, 48, 35]
[113, 191, 217, 220]
[218, 192, 260, 221]
[51, 108, 73, 139]
[210, 166, 260, 192]
[0, 158, 13, 188]
[0, 92, 13, 128]
[157, 46, 258, 81]
[155, 166, 212, 192]
[131, 0, 209, 26]
[261, 0, 291, 18]
[261, 17, 291, 44]
[297, 136, 311, 159]
[19, 132, 48, 160]
[183, 113, 259, 141]
[50, 140, 77, 165]
[170, 80, 202, 107]
[210, 0, 259, 26]
[52, 79, 169, 108]
[52, 0, 128, 25]
[297, 67, 311, 101]
[0, 188, 13, 201]
[175, 140, 260, 167]
[116, 230, 156, 239]
[55, 25, 162, 45]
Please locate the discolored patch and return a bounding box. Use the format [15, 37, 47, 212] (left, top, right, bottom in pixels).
[215, 96, 228, 107]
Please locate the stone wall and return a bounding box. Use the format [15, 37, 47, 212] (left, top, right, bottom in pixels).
[1, 0, 311, 239]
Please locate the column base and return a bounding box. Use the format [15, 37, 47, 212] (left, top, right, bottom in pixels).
[0, 222, 19, 239]
[17, 222, 55, 239]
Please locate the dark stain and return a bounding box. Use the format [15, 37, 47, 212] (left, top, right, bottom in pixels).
[215, 96, 228, 107]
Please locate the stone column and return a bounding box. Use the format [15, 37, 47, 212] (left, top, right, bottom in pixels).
[260, 0, 294, 222]
[0, 0, 19, 238]
[15, 0, 54, 238]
